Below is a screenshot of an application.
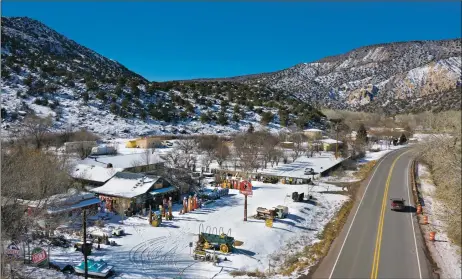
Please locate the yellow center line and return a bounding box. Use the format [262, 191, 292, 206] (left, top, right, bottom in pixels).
[370, 149, 413, 279]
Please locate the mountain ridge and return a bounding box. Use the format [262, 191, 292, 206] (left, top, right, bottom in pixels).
[1, 16, 460, 139]
[1, 16, 325, 139]
[186, 38, 460, 81]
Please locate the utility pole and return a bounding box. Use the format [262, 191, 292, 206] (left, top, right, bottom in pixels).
[244, 194, 248, 221]
[335, 125, 339, 160]
[82, 209, 88, 279]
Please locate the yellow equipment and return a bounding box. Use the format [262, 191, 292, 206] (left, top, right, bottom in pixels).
[125, 140, 137, 148]
[220, 244, 229, 253]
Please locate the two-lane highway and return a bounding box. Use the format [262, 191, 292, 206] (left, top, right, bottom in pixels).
[311, 148, 433, 279]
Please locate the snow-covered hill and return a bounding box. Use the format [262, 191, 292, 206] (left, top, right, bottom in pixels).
[2, 17, 460, 139]
[1, 17, 324, 139]
[221, 40, 462, 114]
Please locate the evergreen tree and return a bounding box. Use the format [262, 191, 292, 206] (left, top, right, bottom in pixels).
[260, 111, 274, 126]
[118, 76, 127, 87]
[356, 123, 368, 144]
[217, 112, 228, 125]
[96, 91, 107, 101]
[279, 109, 289, 127]
[140, 110, 148, 120]
[180, 111, 188, 119]
[82, 92, 89, 103]
[200, 113, 210, 123]
[240, 110, 246, 120]
[399, 133, 407, 145]
[121, 99, 129, 108]
[131, 82, 140, 98]
[247, 123, 254, 133]
[114, 86, 123, 96]
[23, 74, 33, 87]
[85, 80, 98, 91]
[295, 116, 307, 129]
[110, 103, 118, 114]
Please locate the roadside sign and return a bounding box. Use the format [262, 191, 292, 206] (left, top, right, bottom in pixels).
[31, 247, 48, 267]
[5, 243, 21, 258]
[189, 242, 193, 248]
[265, 218, 273, 228]
[239, 180, 253, 196]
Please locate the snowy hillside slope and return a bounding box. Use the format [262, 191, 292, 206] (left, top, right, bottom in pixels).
[222, 40, 462, 114]
[1, 17, 324, 139]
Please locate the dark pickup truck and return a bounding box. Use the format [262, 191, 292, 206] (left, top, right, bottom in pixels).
[390, 198, 405, 211]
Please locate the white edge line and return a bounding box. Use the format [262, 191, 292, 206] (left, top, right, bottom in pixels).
[406, 159, 423, 279]
[328, 148, 399, 279]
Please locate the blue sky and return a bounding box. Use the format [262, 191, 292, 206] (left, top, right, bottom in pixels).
[2, 2, 461, 81]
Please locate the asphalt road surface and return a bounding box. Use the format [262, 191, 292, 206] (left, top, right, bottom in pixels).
[311, 147, 434, 279]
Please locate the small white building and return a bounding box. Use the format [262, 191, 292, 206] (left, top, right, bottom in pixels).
[25, 188, 100, 216]
[77, 152, 165, 173]
[71, 164, 124, 187]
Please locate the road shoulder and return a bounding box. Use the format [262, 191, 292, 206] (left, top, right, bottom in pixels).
[412, 161, 462, 279]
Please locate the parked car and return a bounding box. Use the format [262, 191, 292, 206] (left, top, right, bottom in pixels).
[304, 168, 315, 175]
[390, 198, 405, 211]
[263, 177, 279, 184]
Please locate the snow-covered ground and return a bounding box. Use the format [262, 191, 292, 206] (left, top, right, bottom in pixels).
[322, 144, 408, 183]
[259, 153, 343, 180]
[1, 85, 295, 140]
[360, 144, 408, 162]
[42, 181, 348, 279]
[417, 163, 461, 279]
[6, 264, 79, 279]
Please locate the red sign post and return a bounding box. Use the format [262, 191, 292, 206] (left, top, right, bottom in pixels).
[239, 180, 253, 221]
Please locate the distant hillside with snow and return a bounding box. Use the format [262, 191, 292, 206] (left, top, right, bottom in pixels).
[1, 17, 325, 139]
[1, 17, 460, 139]
[219, 40, 462, 115]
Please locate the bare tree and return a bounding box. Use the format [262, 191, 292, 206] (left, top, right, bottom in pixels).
[21, 115, 53, 149]
[196, 135, 220, 159]
[201, 154, 214, 172]
[259, 131, 279, 169]
[76, 142, 94, 159]
[233, 133, 261, 177]
[291, 132, 306, 162]
[157, 167, 198, 194]
[1, 144, 73, 241]
[130, 148, 154, 172]
[231, 152, 240, 171]
[161, 149, 184, 169]
[176, 139, 197, 155]
[213, 140, 230, 168]
[417, 113, 461, 246]
[270, 149, 283, 167]
[281, 150, 289, 164]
